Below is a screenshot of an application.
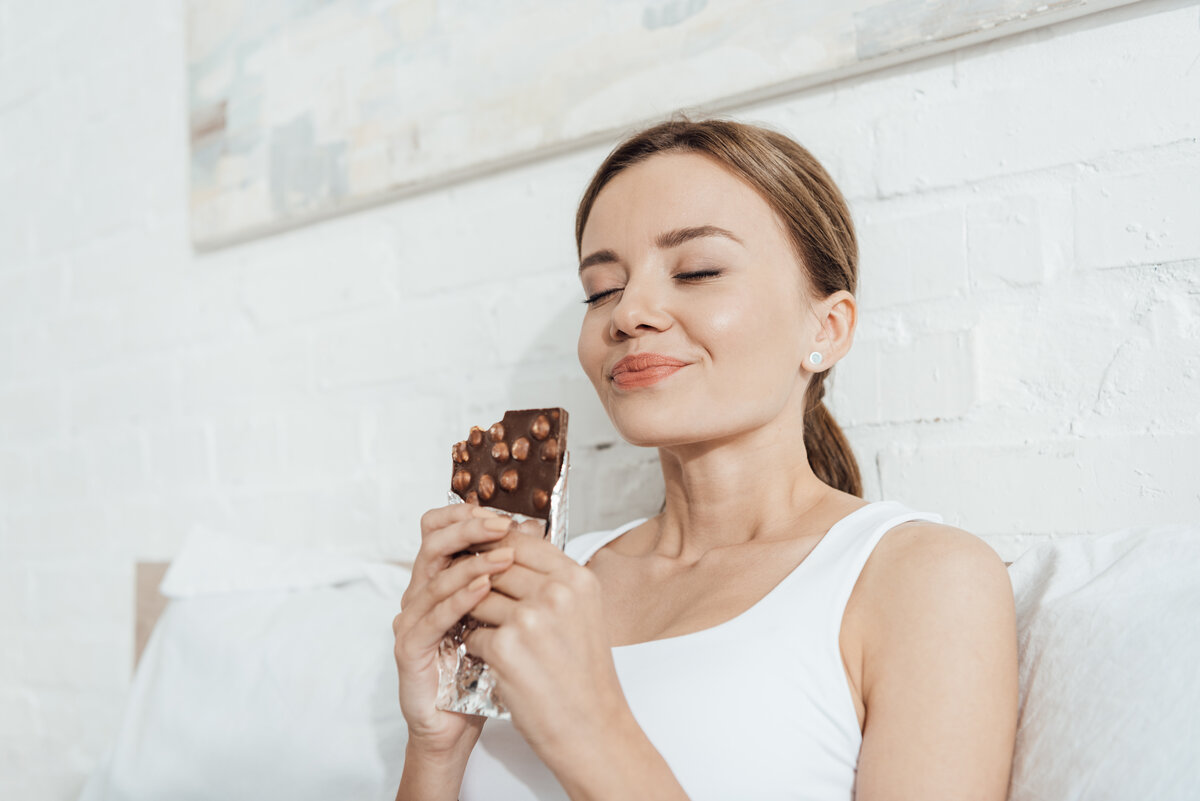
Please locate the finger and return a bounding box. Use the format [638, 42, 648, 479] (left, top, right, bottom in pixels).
[513, 518, 547, 539]
[429, 512, 514, 557]
[408, 574, 496, 652]
[487, 562, 544, 602]
[412, 505, 476, 583]
[462, 624, 498, 664]
[506, 530, 574, 573]
[470, 588, 519, 627]
[403, 544, 515, 649]
[405, 514, 512, 610]
[469, 516, 544, 553]
[419, 503, 479, 537]
[402, 546, 515, 620]
[412, 513, 515, 580]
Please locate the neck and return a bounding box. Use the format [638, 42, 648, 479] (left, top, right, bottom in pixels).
[651, 416, 834, 562]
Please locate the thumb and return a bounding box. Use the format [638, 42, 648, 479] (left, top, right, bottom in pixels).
[515, 518, 547, 540]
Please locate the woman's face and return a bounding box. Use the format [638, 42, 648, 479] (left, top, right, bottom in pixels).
[577, 151, 821, 448]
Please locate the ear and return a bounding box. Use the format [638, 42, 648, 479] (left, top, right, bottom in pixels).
[803, 290, 857, 374]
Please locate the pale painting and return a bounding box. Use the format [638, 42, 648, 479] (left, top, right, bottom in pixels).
[187, 0, 1139, 249]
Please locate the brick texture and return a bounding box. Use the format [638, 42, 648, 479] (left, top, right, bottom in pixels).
[1, 0, 1198, 796]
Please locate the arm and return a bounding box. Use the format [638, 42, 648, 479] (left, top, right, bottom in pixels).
[538, 701, 689, 801]
[465, 532, 691, 801]
[391, 505, 521, 801]
[852, 523, 1019, 801]
[395, 735, 485, 801]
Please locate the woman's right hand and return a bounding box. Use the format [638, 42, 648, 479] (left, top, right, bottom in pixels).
[392, 503, 516, 758]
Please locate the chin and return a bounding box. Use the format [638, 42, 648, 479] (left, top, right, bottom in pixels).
[606, 404, 731, 449]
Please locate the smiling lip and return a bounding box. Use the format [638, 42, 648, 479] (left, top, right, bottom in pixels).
[609, 353, 689, 389]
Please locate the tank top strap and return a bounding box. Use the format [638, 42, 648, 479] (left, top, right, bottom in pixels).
[804, 500, 945, 641]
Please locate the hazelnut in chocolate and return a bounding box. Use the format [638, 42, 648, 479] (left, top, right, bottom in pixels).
[450, 408, 568, 520]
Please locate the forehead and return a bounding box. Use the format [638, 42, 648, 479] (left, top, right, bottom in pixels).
[581, 151, 787, 251]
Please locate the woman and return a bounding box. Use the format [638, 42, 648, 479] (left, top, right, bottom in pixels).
[392, 117, 1019, 800]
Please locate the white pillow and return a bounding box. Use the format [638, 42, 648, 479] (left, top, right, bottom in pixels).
[79, 533, 413, 801]
[1007, 524, 1200, 801]
[85, 524, 1200, 800]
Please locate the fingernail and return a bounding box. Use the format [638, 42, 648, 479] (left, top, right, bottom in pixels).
[486, 547, 514, 563]
[468, 574, 490, 591]
[519, 520, 547, 537]
[482, 516, 511, 532]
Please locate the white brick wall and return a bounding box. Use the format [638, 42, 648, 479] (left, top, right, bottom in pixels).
[1, 0, 1198, 796]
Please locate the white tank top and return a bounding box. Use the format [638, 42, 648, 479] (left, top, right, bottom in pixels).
[460, 500, 942, 800]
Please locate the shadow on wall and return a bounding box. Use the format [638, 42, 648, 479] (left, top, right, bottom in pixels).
[503, 296, 665, 538]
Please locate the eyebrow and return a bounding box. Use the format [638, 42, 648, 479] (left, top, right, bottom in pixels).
[578, 225, 744, 273]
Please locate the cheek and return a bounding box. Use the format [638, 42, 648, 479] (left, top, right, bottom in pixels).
[706, 290, 805, 381]
[576, 316, 606, 385]
[706, 292, 793, 356]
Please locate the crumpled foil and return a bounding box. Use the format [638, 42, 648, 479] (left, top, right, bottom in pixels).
[435, 451, 569, 719]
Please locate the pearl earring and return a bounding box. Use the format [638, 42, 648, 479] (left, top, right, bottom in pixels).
[808, 351, 823, 366]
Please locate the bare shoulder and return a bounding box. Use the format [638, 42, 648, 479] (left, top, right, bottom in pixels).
[843, 520, 1015, 675]
[854, 521, 1014, 652]
[862, 520, 1011, 600]
[847, 521, 1019, 800]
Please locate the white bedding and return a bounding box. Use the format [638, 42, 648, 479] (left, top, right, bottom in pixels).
[80, 530, 413, 801]
[80, 523, 1200, 800]
[1006, 524, 1200, 801]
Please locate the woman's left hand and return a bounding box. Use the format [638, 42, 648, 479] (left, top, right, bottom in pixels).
[465, 522, 629, 765]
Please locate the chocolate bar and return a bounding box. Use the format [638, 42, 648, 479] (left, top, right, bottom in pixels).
[438, 408, 570, 718]
[450, 408, 567, 520]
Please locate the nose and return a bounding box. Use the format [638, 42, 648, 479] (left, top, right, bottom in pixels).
[608, 276, 673, 340]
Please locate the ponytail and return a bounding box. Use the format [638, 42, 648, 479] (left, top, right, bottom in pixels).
[803, 372, 862, 497]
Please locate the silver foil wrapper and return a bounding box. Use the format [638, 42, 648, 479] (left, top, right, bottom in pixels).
[435, 450, 569, 719]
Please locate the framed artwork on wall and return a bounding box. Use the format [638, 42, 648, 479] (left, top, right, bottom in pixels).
[187, 0, 1140, 250]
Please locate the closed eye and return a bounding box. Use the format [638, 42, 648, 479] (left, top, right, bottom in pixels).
[583, 270, 722, 305]
[675, 269, 722, 282]
[582, 287, 621, 306]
